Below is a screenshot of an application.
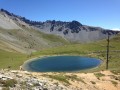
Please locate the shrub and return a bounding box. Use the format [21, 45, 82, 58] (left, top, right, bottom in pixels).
[2, 87, 9, 90]
[94, 73, 105, 78]
[0, 79, 17, 87]
[65, 75, 86, 84]
[111, 70, 120, 75]
[90, 81, 96, 84]
[111, 80, 118, 86]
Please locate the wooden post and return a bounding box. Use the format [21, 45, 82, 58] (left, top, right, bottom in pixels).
[106, 34, 110, 69]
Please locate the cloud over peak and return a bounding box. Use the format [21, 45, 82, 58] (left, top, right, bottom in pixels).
[112, 28, 120, 31]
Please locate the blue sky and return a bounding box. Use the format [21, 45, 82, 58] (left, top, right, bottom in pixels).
[0, 0, 120, 30]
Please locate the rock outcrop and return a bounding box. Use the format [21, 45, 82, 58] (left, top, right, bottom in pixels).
[0, 9, 119, 43]
[0, 70, 120, 90]
[0, 9, 119, 53]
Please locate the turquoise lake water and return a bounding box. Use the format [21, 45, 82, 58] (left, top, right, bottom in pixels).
[23, 56, 101, 72]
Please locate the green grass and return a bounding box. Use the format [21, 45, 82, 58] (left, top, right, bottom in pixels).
[0, 34, 120, 72]
[33, 43, 104, 55]
[39, 31, 69, 44]
[65, 75, 86, 84]
[43, 74, 70, 84]
[33, 34, 120, 72]
[43, 74, 86, 84]
[0, 49, 27, 69]
[25, 28, 69, 45]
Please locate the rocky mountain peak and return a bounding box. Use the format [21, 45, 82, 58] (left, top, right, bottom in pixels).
[0, 9, 119, 43]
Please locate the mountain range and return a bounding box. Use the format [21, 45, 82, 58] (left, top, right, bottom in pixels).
[0, 9, 119, 53]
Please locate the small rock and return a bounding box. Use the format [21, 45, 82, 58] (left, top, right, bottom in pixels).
[16, 74, 23, 78]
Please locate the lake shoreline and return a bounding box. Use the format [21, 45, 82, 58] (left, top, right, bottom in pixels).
[22, 55, 102, 72]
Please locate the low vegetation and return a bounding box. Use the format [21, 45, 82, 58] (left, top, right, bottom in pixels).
[0, 34, 120, 72]
[110, 75, 120, 81]
[94, 73, 105, 79]
[65, 75, 86, 84]
[0, 79, 17, 87]
[90, 81, 96, 84]
[38, 30, 69, 44]
[0, 49, 27, 69]
[111, 70, 120, 75]
[42, 74, 86, 85]
[43, 74, 86, 85]
[33, 34, 120, 72]
[42, 74, 70, 84]
[111, 80, 118, 86]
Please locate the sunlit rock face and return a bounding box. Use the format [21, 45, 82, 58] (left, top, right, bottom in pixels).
[0, 9, 119, 43]
[34, 20, 119, 42]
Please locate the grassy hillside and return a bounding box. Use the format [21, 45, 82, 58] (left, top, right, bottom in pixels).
[0, 27, 69, 53]
[0, 34, 120, 72]
[0, 49, 27, 69]
[33, 34, 120, 72]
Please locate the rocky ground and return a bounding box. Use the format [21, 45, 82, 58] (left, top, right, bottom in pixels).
[0, 70, 120, 90]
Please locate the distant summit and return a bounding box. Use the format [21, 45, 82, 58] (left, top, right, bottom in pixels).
[0, 8, 119, 44]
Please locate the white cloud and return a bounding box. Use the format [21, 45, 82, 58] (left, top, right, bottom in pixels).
[112, 28, 120, 31]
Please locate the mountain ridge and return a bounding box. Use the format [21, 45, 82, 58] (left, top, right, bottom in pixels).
[0, 8, 119, 53]
[0, 9, 70, 53]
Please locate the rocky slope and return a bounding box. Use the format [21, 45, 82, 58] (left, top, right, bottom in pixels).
[0, 9, 119, 53]
[0, 9, 69, 53]
[0, 70, 120, 90]
[34, 20, 119, 42]
[1, 8, 118, 42]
